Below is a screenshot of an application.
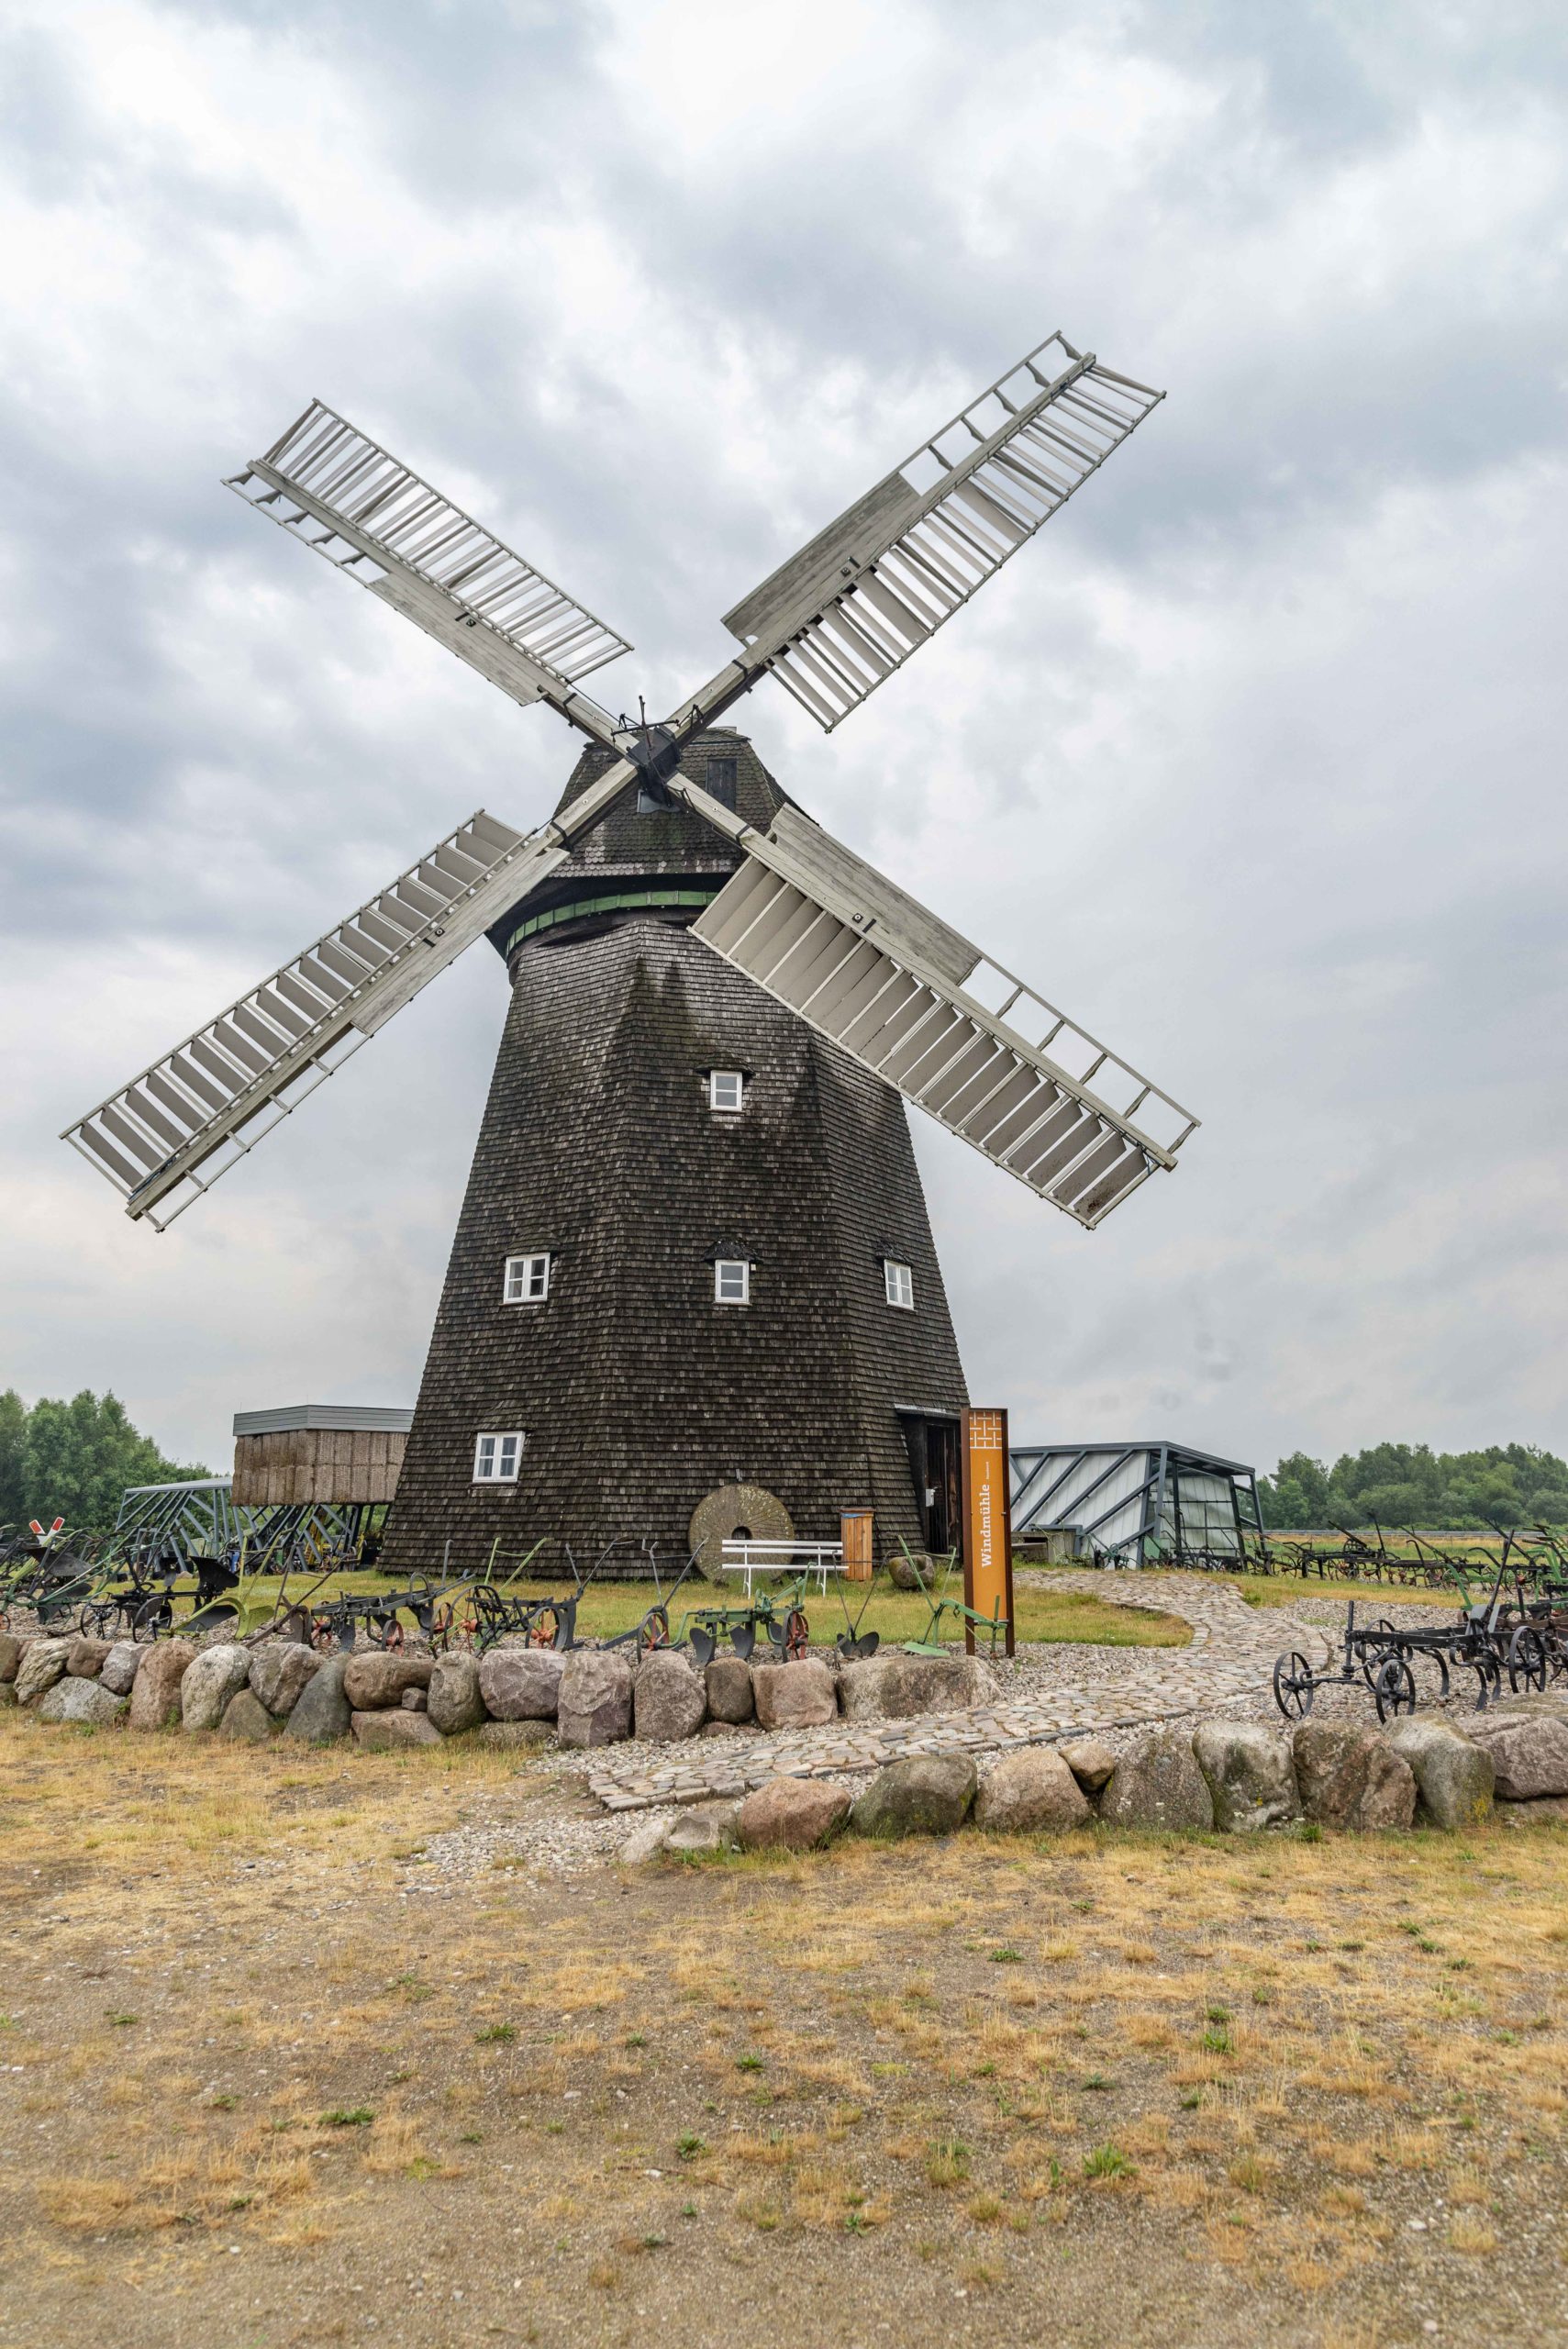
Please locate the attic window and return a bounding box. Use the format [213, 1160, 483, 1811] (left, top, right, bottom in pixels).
[715, 1259, 750, 1306]
[707, 1070, 744, 1114]
[706, 756, 738, 809]
[884, 1259, 914, 1310]
[473, 1431, 525, 1483]
[503, 1252, 550, 1303]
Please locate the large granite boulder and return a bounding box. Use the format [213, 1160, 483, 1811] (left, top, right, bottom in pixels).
[837, 1653, 996, 1722]
[704, 1656, 755, 1725]
[474, 1718, 553, 1751]
[425, 1653, 484, 1735]
[556, 1651, 634, 1747]
[974, 1746, 1090, 1832]
[634, 1651, 706, 1742]
[1193, 1721, 1300, 1832]
[351, 1709, 443, 1752]
[738, 1776, 851, 1851]
[1385, 1719, 1495, 1829]
[1292, 1721, 1417, 1830]
[284, 1654, 351, 1744]
[478, 1646, 565, 1720]
[65, 1635, 112, 1680]
[751, 1659, 837, 1731]
[0, 1633, 21, 1684]
[128, 1639, 198, 1731]
[1462, 1709, 1568, 1801]
[15, 1637, 72, 1707]
[1058, 1735, 1118, 1794]
[181, 1644, 253, 1731]
[99, 1642, 141, 1697]
[37, 1675, 128, 1727]
[218, 1689, 277, 1742]
[850, 1753, 977, 1839]
[342, 1653, 434, 1710]
[249, 1641, 324, 1720]
[1099, 1730, 1214, 1831]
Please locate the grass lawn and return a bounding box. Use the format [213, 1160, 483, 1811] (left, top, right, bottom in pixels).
[0, 1715, 1564, 2346]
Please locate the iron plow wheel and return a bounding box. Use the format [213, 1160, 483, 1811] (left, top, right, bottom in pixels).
[1372, 1656, 1417, 1721]
[1272, 1652, 1316, 1719]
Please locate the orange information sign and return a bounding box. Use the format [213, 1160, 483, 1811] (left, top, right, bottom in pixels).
[961, 1407, 1014, 1656]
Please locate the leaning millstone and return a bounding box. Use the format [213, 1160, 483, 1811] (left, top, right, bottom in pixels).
[428, 1653, 484, 1735]
[129, 1640, 198, 1731]
[341, 1653, 434, 1710]
[1385, 1719, 1495, 1829]
[556, 1651, 634, 1748]
[620, 1816, 673, 1864]
[478, 1646, 565, 1720]
[351, 1709, 443, 1751]
[850, 1753, 978, 1839]
[0, 1633, 21, 1684]
[64, 1635, 112, 1680]
[248, 1640, 323, 1719]
[284, 1654, 351, 1744]
[1193, 1721, 1300, 1832]
[704, 1656, 755, 1724]
[974, 1747, 1090, 1833]
[1292, 1721, 1417, 1830]
[1099, 1729, 1215, 1831]
[837, 1653, 996, 1723]
[1461, 1710, 1568, 1801]
[633, 1651, 707, 1743]
[217, 1689, 277, 1742]
[738, 1776, 852, 1851]
[664, 1800, 740, 1854]
[15, 1637, 72, 1707]
[38, 1675, 128, 1727]
[180, 1643, 253, 1731]
[99, 1642, 141, 1697]
[751, 1659, 837, 1731]
[1058, 1735, 1118, 1793]
[473, 1718, 553, 1751]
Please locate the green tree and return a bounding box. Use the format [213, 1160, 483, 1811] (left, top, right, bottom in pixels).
[16, 1391, 207, 1533]
[0, 1388, 27, 1527]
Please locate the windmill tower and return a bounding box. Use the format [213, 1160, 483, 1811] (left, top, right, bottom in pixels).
[64, 331, 1200, 1573]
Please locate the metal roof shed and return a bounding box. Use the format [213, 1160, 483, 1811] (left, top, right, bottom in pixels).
[1008, 1441, 1263, 1564]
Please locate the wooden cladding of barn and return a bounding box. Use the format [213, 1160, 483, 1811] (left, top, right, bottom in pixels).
[230, 1406, 413, 1508]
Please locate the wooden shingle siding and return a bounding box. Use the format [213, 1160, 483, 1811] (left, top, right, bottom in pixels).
[381, 734, 967, 1580]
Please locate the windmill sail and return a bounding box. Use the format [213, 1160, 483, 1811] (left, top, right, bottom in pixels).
[228, 402, 631, 739]
[690, 805, 1195, 1229]
[708, 334, 1162, 733]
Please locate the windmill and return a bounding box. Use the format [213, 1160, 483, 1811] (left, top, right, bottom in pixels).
[64, 329, 1199, 1573]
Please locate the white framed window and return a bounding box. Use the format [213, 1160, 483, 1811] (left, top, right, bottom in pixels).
[714, 1258, 750, 1306]
[503, 1252, 550, 1304]
[473, 1431, 525, 1483]
[707, 1070, 744, 1114]
[884, 1259, 914, 1310]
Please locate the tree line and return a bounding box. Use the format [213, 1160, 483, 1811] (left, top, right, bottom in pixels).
[1258, 1442, 1568, 1531]
[0, 1390, 208, 1535]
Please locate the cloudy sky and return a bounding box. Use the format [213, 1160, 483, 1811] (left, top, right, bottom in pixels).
[4, 0, 1566, 1480]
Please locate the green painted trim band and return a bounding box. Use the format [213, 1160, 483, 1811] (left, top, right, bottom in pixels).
[503, 886, 720, 956]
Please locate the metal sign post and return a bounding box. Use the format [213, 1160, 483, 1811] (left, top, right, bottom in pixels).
[962, 1407, 1015, 1656]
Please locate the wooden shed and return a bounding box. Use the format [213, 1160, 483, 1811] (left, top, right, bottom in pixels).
[231, 1405, 413, 1508]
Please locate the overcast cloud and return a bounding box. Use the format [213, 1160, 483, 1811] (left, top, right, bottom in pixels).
[3, 0, 1566, 1478]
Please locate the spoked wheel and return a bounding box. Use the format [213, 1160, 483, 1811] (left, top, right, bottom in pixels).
[641, 1609, 670, 1651]
[1373, 1656, 1417, 1721]
[133, 1596, 173, 1642]
[783, 1608, 811, 1662]
[1273, 1652, 1316, 1719]
[1508, 1626, 1550, 1694]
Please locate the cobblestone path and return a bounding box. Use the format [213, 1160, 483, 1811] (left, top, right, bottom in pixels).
[584, 1573, 1353, 1813]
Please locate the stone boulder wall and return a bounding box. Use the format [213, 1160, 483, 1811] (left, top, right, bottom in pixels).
[285, 1656, 352, 1745]
[0, 1633, 22, 1684]
[1293, 1722, 1418, 1830]
[181, 1644, 253, 1732]
[15, 1638, 72, 1707]
[341, 1654, 434, 1711]
[352, 1709, 442, 1752]
[129, 1639, 198, 1731]
[479, 1647, 565, 1721]
[1193, 1722, 1300, 1833]
[557, 1651, 634, 1748]
[737, 1776, 851, 1851]
[475, 1719, 552, 1751]
[38, 1676, 128, 1727]
[100, 1642, 141, 1697]
[1100, 1730, 1215, 1832]
[1057, 1736, 1117, 1795]
[851, 1753, 977, 1839]
[974, 1747, 1090, 1833]
[633, 1651, 706, 1743]
[704, 1657, 754, 1725]
[218, 1689, 277, 1742]
[1462, 1709, 1568, 1802]
[65, 1635, 112, 1680]
[837, 1653, 995, 1723]
[751, 1660, 837, 1732]
[428, 1653, 485, 1736]
[1385, 1720, 1495, 1830]
[249, 1642, 323, 1720]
